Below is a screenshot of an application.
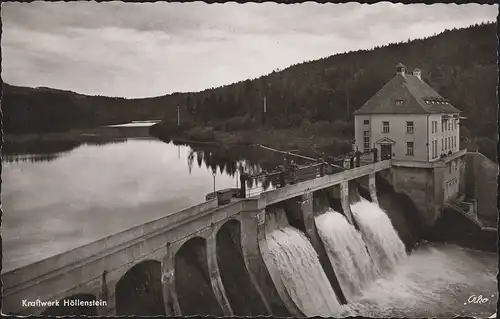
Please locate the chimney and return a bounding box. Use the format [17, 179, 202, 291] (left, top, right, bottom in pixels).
[396, 63, 406, 75]
[413, 68, 421, 80]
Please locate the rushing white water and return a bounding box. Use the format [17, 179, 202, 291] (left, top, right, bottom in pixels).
[350, 199, 407, 275]
[266, 226, 346, 317]
[315, 209, 379, 301]
[263, 201, 495, 318]
[345, 243, 497, 318]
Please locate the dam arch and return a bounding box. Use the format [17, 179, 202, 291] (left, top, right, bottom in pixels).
[216, 219, 269, 315]
[41, 293, 98, 316]
[115, 259, 165, 316]
[174, 236, 224, 316]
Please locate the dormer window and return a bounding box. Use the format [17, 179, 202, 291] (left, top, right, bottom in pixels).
[396, 63, 406, 75]
[413, 68, 421, 80]
[395, 99, 404, 105]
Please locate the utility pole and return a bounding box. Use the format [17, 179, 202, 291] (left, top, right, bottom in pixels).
[177, 105, 180, 127]
[346, 82, 350, 121]
[263, 95, 267, 124]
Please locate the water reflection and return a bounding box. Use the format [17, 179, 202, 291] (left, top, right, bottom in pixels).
[184, 145, 280, 191]
[2, 135, 270, 271]
[3, 137, 128, 163]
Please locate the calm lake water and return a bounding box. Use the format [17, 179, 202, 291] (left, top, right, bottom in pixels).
[2, 123, 268, 271]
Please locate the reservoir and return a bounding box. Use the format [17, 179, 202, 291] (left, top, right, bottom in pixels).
[2, 122, 265, 271]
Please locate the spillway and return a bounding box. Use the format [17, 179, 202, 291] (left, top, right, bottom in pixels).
[315, 209, 379, 301]
[350, 199, 407, 275]
[266, 225, 347, 317]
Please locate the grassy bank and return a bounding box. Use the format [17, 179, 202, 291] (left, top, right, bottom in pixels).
[150, 120, 354, 159]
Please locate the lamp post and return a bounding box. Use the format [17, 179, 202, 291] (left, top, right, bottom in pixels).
[212, 170, 216, 197]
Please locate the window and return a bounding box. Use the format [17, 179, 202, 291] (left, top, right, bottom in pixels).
[382, 121, 390, 133]
[406, 142, 414, 156]
[431, 141, 435, 158]
[435, 140, 438, 158]
[441, 138, 444, 151]
[449, 121, 452, 131]
[441, 120, 445, 132]
[363, 120, 369, 125]
[406, 121, 414, 133]
[395, 99, 404, 105]
[445, 137, 448, 150]
[363, 131, 370, 152]
[432, 121, 437, 133]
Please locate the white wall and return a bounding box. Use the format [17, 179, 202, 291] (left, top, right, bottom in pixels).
[355, 112, 461, 162]
[428, 113, 460, 161]
[354, 114, 428, 161]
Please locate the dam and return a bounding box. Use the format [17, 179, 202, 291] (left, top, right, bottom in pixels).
[2, 148, 496, 317]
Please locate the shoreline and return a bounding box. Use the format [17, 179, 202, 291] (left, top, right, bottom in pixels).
[151, 124, 354, 159]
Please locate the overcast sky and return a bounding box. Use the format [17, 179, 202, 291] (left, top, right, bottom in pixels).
[2, 2, 497, 98]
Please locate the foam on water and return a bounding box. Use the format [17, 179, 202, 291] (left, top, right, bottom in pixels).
[346, 243, 497, 317]
[315, 209, 379, 301]
[266, 226, 346, 317]
[350, 198, 407, 275]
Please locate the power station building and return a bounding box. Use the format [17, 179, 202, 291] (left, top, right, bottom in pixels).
[353, 63, 466, 203]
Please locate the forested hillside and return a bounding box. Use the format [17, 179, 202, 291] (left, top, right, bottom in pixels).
[2, 84, 183, 133]
[3, 22, 497, 158]
[180, 22, 497, 137]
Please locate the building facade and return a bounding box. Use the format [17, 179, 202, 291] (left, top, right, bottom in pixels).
[353, 63, 464, 203]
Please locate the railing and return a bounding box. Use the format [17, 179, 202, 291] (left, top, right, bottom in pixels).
[237, 147, 380, 199]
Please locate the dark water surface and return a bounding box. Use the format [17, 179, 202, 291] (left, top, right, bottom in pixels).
[2, 124, 268, 271]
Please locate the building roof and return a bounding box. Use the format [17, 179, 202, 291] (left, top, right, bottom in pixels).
[353, 67, 461, 115]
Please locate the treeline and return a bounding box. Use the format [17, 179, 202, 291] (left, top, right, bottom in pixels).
[3, 22, 497, 155]
[2, 85, 184, 134]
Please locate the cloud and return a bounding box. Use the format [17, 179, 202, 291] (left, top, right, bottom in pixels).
[1, 2, 497, 98]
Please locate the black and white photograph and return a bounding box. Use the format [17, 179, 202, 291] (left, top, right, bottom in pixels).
[1, 1, 498, 317]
